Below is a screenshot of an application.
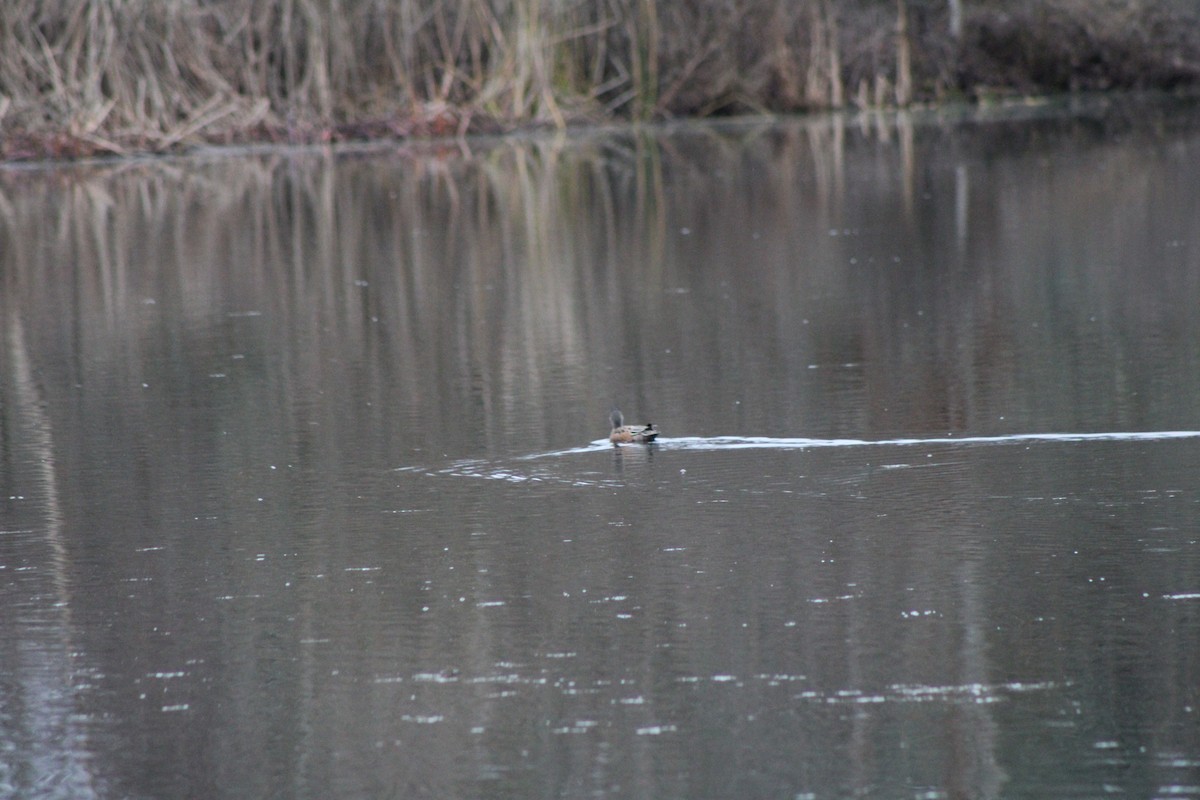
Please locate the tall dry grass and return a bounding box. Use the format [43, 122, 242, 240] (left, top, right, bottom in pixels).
[1, 0, 1198, 159]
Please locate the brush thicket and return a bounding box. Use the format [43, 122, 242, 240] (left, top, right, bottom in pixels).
[1, 0, 1196, 159]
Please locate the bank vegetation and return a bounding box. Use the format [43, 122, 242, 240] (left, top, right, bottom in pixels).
[2, 0, 1199, 160]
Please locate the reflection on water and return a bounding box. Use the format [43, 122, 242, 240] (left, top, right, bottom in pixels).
[2, 97, 1200, 799]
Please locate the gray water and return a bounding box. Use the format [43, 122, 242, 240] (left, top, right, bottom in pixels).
[2, 97, 1199, 799]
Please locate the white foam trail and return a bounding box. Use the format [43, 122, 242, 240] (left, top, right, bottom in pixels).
[516, 443, 613, 460]
[655, 430, 1200, 450]
[410, 431, 1200, 481]
[520, 430, 1200, 460]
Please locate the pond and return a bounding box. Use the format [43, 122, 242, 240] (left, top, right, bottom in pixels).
[2, 96, 1199, 799]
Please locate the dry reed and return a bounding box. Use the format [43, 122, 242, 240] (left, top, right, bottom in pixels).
[1, 0, 1198, 160]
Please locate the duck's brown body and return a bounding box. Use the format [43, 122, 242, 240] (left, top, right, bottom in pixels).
[609, 409, 658, 444]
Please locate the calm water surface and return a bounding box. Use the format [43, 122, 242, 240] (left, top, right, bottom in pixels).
[2, 97, 1199, 799]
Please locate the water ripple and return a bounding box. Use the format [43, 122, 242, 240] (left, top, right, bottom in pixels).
[401, 430, 1200, 484]
[527, 430, 1200, 459]
[665, 430, 1200, 450]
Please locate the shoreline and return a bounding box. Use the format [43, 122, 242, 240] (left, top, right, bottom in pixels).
[5, 90, 1197, 173]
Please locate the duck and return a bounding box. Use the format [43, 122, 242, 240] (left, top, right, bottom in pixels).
[609, 409, 658, 444]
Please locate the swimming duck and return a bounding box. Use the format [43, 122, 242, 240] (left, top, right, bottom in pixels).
[609, 409, 658, 444]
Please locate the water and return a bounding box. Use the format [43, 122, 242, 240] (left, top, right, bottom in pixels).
[2, 96, 1200, 799]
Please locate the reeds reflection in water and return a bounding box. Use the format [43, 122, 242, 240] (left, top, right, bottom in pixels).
[3, 104, 1200, 467]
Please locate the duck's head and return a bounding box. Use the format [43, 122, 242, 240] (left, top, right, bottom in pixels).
[610, 409, 624, 429]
